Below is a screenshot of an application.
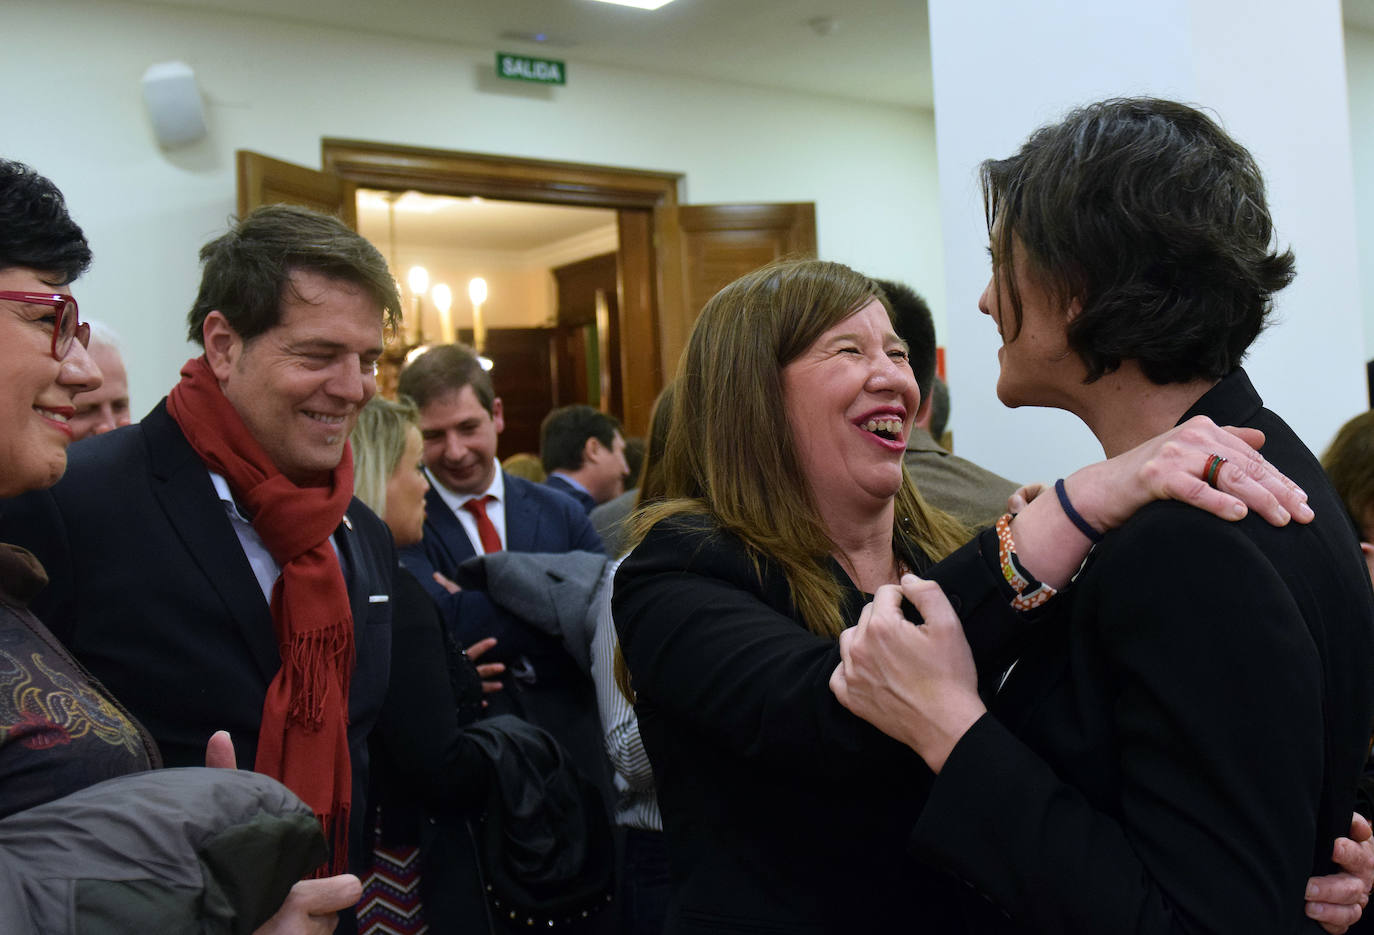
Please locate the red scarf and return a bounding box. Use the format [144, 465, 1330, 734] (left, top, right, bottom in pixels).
[168, 355, 355, 875]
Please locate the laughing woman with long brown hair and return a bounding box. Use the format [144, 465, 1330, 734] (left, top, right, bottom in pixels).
[611, 255, 1331, 934]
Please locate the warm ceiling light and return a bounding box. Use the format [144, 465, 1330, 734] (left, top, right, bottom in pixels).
[431, 283, 452, 313]
[587, 0, 678, 9]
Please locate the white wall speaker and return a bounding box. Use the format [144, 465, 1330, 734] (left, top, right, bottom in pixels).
[141, 61, 207, 149]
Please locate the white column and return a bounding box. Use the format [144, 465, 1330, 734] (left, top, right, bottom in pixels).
[930, 0, 1364, 482]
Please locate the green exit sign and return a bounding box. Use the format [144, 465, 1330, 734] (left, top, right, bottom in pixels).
[496, 52, 566, 85]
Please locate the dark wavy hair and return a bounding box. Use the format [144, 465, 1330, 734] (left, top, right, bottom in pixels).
[187, 204, 400, 346]
[981, 97, 1295, 385]
[0, 160, 92, 283]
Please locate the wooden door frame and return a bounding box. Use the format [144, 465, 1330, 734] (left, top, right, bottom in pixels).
[320, 139, 684, 435]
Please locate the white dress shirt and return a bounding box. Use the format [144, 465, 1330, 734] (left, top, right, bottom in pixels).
[208, 471, 344, 602]
[426, 460, 507, 554]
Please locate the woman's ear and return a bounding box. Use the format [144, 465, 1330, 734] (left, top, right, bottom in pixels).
[1066, 296, 1084, 324]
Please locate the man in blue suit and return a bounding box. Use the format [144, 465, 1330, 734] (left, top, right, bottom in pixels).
[396, 344, 604, 689]
[539, 404, 630, 515]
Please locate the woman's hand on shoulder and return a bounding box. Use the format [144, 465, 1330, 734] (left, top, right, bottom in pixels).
[1067, 416, 1312, 535]
[830, 575, 985, 772]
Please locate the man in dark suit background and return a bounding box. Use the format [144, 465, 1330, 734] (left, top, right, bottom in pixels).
[396, 345, 613, 815]
[396, 345, 603, 695]
[0, 205, 402, 917]
[539, 404, 630, 514]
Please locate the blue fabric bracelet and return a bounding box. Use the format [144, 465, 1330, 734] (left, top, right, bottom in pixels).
[1054, 478, 1104, 544]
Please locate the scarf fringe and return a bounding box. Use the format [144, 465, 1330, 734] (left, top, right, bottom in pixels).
[313, 804, 353, 878]
[284, 625, 355, 729]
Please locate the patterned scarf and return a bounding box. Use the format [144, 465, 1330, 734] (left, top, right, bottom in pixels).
[168, 355, 355, 874]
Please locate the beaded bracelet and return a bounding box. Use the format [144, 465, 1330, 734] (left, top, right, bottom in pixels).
[995, 513, 1058, 611]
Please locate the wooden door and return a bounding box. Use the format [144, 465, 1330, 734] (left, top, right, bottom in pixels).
[669, 202, 817, 370]
[552, 252, 621, 415]
[236, 151, 357, 227]
[464, 327, 555, 460]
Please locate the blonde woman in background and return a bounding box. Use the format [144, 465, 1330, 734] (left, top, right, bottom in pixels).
[502, 451, 547, 483]
[350, 394, 501, 934]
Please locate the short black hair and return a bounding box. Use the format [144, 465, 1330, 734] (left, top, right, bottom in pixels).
[398, 343, 495, 414]
[0, 160, 92, 283]
[875, 279, 936, 400]
[187, 204, 401, 346]
[982, 97, 1295, 385]
[540, 404, 621, 473]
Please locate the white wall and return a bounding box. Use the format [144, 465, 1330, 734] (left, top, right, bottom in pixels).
[931, 0, 1366, 483]
[1, 0, 943, 414]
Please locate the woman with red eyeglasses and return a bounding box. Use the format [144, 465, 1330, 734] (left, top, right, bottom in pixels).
[0, 160, 359, 934]
[0, 164, 137, 799]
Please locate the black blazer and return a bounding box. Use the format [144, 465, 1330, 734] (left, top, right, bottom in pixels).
[912, 370, 1374, 934]
[0, 400, 396, 870]
[613, 514, 1021, 934]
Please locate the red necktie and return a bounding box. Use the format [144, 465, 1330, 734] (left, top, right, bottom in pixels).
[462, 495, 503, 554]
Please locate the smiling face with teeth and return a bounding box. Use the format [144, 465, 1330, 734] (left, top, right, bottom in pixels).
[205, 269, 385, 487]
[0, 266, 103, 497]
[781, 297, 917, 517]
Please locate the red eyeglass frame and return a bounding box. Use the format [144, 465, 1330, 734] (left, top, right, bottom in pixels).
[0, 291, 89, 361]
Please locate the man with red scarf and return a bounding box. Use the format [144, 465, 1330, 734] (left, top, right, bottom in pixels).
[0, 204, 402, 932]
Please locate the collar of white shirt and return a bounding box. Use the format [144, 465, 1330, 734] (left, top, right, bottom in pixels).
[426, 460, 507, 553]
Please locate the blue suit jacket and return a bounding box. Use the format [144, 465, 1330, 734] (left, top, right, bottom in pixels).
[545, 474, 597, 515]
[399, 471, 603, 658]
[0, 400, 395, 873]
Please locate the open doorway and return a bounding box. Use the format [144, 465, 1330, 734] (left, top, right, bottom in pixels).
[237, 141, 818, 437]
[357, 190, 619, 458]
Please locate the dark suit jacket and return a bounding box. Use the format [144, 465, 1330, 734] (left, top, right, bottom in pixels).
[400, 471, 613, 807]
[0, 400, 396, 872]
[912, 369, 1374, 934]
[546, 473, 597, 514]
[613, 514, 1023, 934]
[399, 471, 603, 659]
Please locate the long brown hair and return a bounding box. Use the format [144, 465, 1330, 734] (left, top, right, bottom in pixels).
[629, 259, 968, 639]
[1323, 410, 1374, 539]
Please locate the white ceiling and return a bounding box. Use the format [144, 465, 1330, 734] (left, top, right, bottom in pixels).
[134, 0, 934, 108]
[357, 189, 616, 253]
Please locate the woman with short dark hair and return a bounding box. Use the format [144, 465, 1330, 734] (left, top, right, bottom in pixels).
[834, 98, 1374, 934]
